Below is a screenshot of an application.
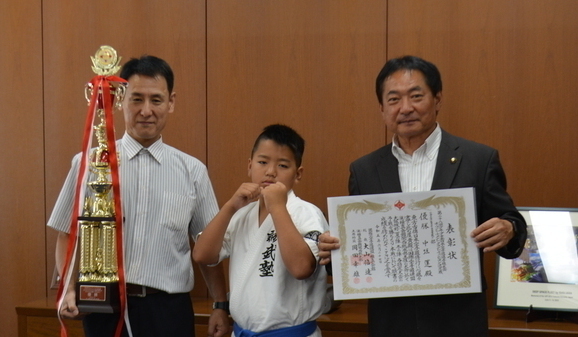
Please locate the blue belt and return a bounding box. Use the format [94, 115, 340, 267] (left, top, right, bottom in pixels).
[233, 321, 317, 337]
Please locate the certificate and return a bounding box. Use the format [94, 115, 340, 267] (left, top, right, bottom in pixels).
[327, 187, 481, 300]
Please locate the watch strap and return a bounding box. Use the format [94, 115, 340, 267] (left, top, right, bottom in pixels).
[212, 301, 230, 314]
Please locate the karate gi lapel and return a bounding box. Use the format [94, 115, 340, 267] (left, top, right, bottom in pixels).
[237, 204, 277, 280]
[229, 203, 277, 320]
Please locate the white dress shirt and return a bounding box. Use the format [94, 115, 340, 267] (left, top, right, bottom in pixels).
[391, 124, 442, 193]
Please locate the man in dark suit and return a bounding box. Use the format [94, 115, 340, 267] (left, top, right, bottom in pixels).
[319, 55, 527, 337]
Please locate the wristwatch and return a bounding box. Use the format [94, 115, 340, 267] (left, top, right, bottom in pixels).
[212, 301, 230, 314]
[506, 219, 517, 235]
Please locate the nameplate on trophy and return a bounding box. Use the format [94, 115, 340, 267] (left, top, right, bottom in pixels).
[79, 285, 107, 302]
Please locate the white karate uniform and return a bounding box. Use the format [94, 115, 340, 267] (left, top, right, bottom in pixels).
[218, 191, 328, 337]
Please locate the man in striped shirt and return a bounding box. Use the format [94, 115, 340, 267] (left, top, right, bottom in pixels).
[48, 55, 229, 337]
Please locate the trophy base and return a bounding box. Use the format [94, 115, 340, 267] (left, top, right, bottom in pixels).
[76, 281, 120, 313]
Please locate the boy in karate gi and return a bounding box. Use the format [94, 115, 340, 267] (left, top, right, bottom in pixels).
[194, 124, 328, 337]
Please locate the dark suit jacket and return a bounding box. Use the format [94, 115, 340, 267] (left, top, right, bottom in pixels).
[349, 129, 527, 337]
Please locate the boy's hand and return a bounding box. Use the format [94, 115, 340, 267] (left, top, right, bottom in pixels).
[318, 232, 340, 265]
[261, 182, 288, 213]
[229, 182, 261, 210]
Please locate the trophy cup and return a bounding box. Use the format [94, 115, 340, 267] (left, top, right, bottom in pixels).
[75, 46, 126, 313]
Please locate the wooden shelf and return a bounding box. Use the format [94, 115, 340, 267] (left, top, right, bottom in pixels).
[488, 309, 578, 335]
[17, 297, 578, 337]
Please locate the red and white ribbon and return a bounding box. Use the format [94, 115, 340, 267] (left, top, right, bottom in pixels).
[57, 75, 127, 337]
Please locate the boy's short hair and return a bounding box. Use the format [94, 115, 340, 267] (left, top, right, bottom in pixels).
[251, 124, 305, 167]
[120, 55, 175, 93]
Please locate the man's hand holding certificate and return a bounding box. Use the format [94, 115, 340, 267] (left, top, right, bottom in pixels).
[327, 187, 481, 300]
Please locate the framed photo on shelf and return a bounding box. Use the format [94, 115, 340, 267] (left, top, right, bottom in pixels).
[495, 207, 578, 312]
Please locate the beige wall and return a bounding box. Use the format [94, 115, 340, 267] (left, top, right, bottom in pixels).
[2, 1, 577, 335]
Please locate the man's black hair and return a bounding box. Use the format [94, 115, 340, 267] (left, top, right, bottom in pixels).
[376, 55, 442, 105]
[120, 55, 175, 93]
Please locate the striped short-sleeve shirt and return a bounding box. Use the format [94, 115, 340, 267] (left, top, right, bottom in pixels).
[47, 133, 219, 293]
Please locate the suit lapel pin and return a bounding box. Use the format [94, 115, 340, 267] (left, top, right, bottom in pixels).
[450, 157, 457, 164]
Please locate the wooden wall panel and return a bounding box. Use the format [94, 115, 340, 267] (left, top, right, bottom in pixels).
[206, 1, 388, 213]
[387, 0, 578, 209]
[387, 0, 578, 310]
[0, 1, 44, 336]
[42, 0, 209, 297]
[6, 1, 578, 336]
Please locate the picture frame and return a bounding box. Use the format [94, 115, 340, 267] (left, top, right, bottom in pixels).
[495, 207, 578, 312]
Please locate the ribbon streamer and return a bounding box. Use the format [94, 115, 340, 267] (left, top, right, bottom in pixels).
[56, 75, 127, 337]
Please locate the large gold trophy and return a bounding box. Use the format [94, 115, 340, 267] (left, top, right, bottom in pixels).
[75, 46, 125, 313]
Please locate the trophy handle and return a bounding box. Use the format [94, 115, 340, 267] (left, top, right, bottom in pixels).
[114, 84, 126, 110]
[85, 83, 94, 105]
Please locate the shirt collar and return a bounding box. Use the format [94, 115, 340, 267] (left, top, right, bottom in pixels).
[392, 123, 441, 160]
[122, 133, 165, 163]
